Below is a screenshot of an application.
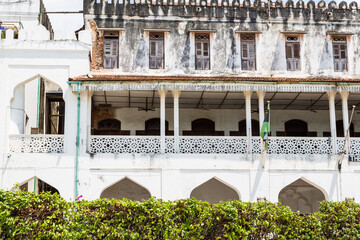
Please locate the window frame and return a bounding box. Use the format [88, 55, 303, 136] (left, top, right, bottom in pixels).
[103, 31, 119, 69]
[332, 36, 348, 72]
[240, 34, 256, 71]
[195, 33, 211, 70]
[149, 32, 165, 69]
[285, 35, 301, 71]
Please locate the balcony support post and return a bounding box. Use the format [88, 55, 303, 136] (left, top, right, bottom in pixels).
[327, 91, 337, 154]
[172, 90, 181, 153]
[159, 90, 167, 154]
[244, 91, 252, 154]
[257, 91, 266, 151]
[340, 91, 350, 153]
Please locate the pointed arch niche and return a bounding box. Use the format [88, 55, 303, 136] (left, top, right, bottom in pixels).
[100, 177, 151, 201]
[190, 177, 240, 204]
[17, 177, 59, 195]
[10, 76, 64, 135]
[278, 178, 326, 214]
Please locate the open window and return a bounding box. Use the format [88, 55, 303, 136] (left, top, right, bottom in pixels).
[103, 31, 119, 69]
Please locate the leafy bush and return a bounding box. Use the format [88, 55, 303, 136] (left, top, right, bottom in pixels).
[0, 190, 360, 239]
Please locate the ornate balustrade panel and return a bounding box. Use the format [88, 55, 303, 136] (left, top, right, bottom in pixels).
[267, 137, 332, 154]
[179, 137, 248, 154]
[251, 138, 262, 154]
[90, 136, 161, 153]
[9, 134, 64, 153]
[337, 138, 360, 155]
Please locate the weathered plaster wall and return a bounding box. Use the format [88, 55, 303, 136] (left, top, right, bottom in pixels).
[84, 0, 360, 78]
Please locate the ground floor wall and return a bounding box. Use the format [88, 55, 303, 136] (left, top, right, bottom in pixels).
[2, 153, 360, 207]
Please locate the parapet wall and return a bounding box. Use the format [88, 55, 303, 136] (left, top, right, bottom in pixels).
[84, 0, 360, 23]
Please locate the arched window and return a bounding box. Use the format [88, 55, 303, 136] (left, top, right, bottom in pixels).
[278, 178, 326, 214]
[183, 118, 224, 136]
[192, 118, 215, 135]
[136, 118, 172, 135]
[231, 119, 259, 136]
[94, 119, 121, 135]
[101, 177, 151, 201]
[190, 178, 240, 204]
[285, 119, 308, 137]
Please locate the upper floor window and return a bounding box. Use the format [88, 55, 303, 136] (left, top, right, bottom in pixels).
[241, 34, 256, 71]
[149, 32, 164, 69]
[332, 36, 347, 72]
[286, 36, 300, 71]
[103, 31, 119, 69]
[195, 33, 210, 70]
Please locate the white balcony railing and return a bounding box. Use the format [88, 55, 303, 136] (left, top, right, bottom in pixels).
[336, 138, 360, 155]
[8, 134, 64, 153]
[90, 135, 161, 154]
[10, 135, 360, 155]
[268, 137, 332, 154]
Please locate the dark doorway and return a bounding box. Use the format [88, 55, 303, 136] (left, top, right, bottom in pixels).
[285, 119, 308, 137]
[46, 95, 65, 134]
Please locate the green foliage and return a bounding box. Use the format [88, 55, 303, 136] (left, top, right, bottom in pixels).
[1, 190, 360, 239]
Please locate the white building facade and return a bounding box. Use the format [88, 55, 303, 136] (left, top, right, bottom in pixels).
[1, 0, 360, 214]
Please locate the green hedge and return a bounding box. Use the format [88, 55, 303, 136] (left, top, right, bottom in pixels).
[1, 190, 360, 239]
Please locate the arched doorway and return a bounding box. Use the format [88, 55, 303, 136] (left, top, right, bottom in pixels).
[10, 77, 64, 135]
[190, 178, 240, 204]
[278, 178, 326, 214]
[183, 118, 224, 136]
[18, 177, 59, 195]
[136, 118, 172, 135]
[100, 177, 151, 201]
[285, 119, 308, 137]
[230, 119, 259, 136]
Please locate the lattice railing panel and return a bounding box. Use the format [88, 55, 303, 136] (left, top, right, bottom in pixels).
[267, 137, 332, 154]
[178, 137, 248, 154]
[251, 138, 262, 154]
[9, 135, 64, 153]
[90, 136, 161, 153]
[337, 138, 360, 155]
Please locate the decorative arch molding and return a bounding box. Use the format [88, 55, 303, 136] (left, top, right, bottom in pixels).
[100, 177, 152, 201]
[190, 177, 240, 204]
[278, 177, 327, 214]
[10, 73, 64, 103]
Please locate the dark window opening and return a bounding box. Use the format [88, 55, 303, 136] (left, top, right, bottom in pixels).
[136, 118, 173, 135]
[230, 119, 259, 136]
[183, 118, 224, 136]
[285, 119, 308, 137]
[336, 120, 354, 137]
[46, 96, 65, 135]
